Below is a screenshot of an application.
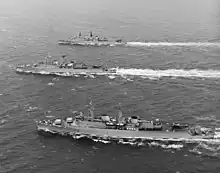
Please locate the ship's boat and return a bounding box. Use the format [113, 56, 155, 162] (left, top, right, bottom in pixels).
[36, 104, 220, 142]
[57, 31, 126, 46]
[15, 55, 117, 76]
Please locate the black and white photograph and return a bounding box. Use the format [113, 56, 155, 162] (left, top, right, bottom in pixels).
[0, 0, 220, 172]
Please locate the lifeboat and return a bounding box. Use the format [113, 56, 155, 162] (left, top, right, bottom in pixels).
[54, 119, 62, 125]
[66, 117, 73, 123]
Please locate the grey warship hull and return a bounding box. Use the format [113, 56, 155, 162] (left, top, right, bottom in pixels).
[15, 65, 116, 76]
[37, 123, 218, 142]
[57, 40, 126, 47]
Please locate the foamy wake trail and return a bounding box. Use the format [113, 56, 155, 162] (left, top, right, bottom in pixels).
[190, 142, 220, 158]
[115, 68, 220, 79]
[126, 42, 220, 47]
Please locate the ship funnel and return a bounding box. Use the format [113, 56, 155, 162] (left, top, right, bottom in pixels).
[101, 114, 110, 122]
[130, 116, 138, 124]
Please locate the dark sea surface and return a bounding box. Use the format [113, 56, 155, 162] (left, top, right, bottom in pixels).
[1, 0, 220, 172]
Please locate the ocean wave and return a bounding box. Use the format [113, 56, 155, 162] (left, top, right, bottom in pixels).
[148, 141, 184, 149]
[190, 142, 220, 158]
[47, 82, 55, 86]
[25, 106, 40, 112]
[0, 119, 8, 127]
[194, 115, 217, 122]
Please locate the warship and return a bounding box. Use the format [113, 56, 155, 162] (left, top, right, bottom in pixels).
[36, 104, 220, 142]
[15, 55, 117, 76]
[58, 31, 126, 46]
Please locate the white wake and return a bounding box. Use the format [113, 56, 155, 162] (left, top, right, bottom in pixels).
[115, 68, 220, 79]
[126, 42, 220, 47]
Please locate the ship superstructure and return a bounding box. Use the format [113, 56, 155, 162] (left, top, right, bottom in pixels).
[58, 31, 126, 46]
[36, 104, 219, 141]
[15, 55, 117, 76]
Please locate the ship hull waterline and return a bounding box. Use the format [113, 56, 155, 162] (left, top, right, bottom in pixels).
[37, 124, 217, 142]
[15, 66, 115, 76]
[57, 40, 126, 47]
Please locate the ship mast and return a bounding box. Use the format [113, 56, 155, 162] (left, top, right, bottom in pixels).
[45, 52, 52, 65]
[116, 103, 123, 122]
[60, 55, 67, 65]
[45, 56, 48, 65]
[87, 100, 95, 119]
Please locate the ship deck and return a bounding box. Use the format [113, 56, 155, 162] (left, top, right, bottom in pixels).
[58, 39, 125, 46]
[16, 65, 109, 74]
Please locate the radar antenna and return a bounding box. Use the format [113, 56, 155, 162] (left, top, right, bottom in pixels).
[90, 31, 93, 37]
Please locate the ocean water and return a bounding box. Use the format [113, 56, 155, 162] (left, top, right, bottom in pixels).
[1, 0, 220, 172]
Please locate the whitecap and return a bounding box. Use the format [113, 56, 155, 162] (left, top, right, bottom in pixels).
[47, 82, 54, 86]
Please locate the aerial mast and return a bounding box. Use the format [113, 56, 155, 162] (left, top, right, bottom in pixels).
[60, 54, 67, 65]
[88, 100, 94, 119]
[116, 103, 123, 122]
[45, 52, 52, 65]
